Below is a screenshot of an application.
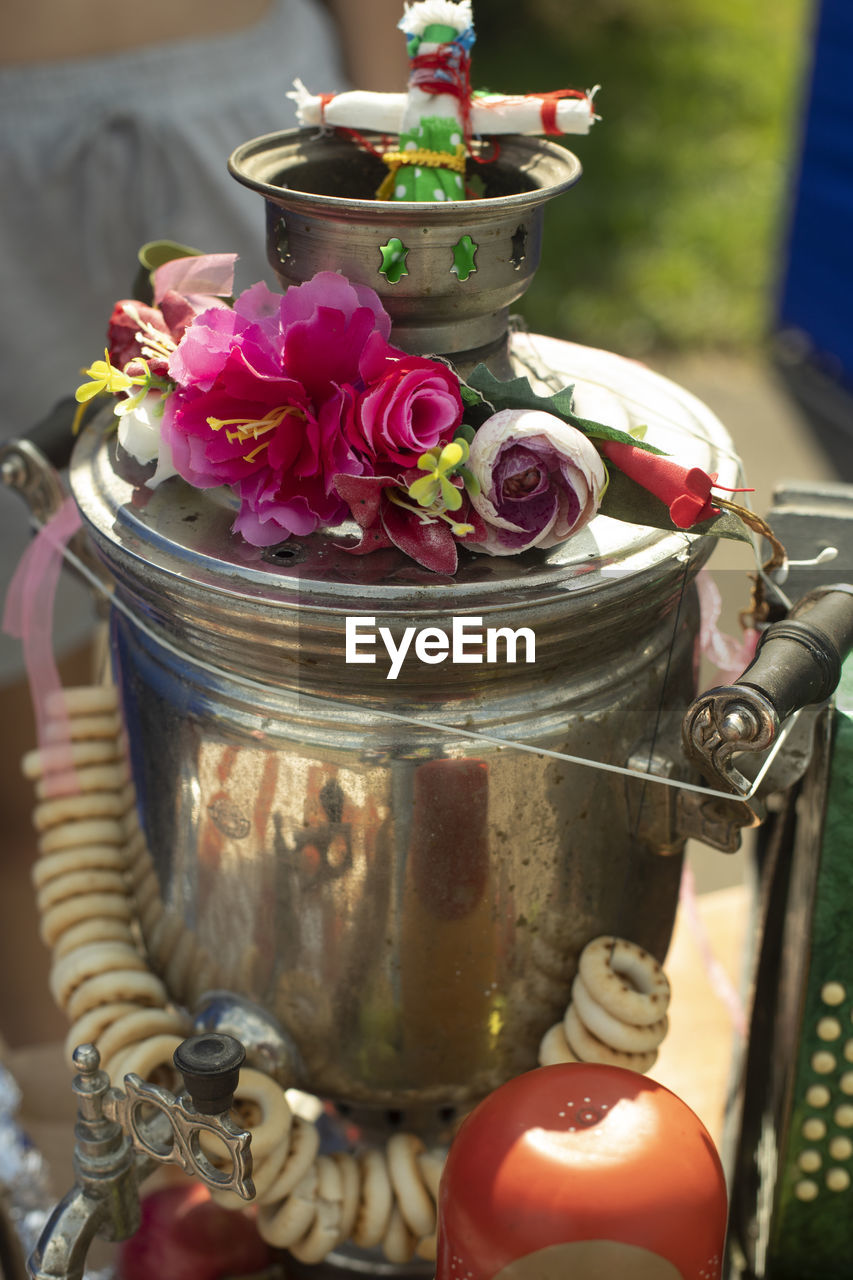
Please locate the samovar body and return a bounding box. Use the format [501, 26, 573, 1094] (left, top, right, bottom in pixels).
[66, 132, 741, 1137]
[72, 369, 737, 1139]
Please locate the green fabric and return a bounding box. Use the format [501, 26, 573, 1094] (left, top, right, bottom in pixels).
[423, 23, 459, 43]
[389, 117, 465, 203]
[767, 655, 853, 1277]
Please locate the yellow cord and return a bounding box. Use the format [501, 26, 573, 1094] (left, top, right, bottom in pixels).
[376, 143, 467, 200]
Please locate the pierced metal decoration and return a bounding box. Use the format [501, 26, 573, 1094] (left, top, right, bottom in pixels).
[510, 225, 528, 270]
[379, 237, 410, 283]
[451, 234, 478, 281]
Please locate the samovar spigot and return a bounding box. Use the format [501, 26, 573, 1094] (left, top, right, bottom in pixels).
[29, 1033, 254, 1280]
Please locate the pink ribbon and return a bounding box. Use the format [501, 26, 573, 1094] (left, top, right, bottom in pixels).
[679, 863, 748, 1039]
[696, 568, 759, 687]
[2, 496, 84, 790]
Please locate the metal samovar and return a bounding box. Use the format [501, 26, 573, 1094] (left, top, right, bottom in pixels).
[6, 128, 853, 1280]
[69, 132, 738, 1129]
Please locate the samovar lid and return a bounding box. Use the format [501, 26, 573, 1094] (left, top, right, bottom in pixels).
[71, 333, 740, 613]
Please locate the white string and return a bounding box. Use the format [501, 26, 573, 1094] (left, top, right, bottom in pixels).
[511, 333, 798, 615]
[54, 528, 800, 806]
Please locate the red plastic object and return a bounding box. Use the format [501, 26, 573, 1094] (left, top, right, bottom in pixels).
[436, 1063, 727, 1280]
[116, 1184, 272, 1280]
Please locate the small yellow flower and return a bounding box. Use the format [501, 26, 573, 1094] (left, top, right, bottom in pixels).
[408, 439, 469, 512]
[75, 351, 135, 403]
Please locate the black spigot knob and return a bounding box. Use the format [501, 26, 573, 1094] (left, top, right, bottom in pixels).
[173, 1033, 246, 1115]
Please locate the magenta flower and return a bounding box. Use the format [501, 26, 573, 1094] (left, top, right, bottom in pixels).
[108, 300, 174, 375]
[466, 409, 607, 554]
[347, 344, 462, 466]
[334, 470, 484, 574]
[162, 273, 398, 545]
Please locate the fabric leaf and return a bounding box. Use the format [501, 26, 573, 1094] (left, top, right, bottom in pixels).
[599, 466, 752, 543]
[465, 365, 663, 453]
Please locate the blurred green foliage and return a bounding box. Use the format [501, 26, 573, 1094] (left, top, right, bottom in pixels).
[472, 0, 813, 354]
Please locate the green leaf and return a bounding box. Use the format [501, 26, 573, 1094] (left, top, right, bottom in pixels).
[132, 240, 204, 303]
[457, 465, 480, 498]
[693, 510, 756, 543]
[465, 365, 664, 453]
[137, 240, 204, 272]
[459, 383, 486, 409]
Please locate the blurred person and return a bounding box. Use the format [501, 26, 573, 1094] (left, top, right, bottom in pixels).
[0, 0, 408, 675]
[0, 0, 408, 1045]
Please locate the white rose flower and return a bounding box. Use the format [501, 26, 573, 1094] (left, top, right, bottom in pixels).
[466, 408, 606, 555]
[116, 392, 177, 488]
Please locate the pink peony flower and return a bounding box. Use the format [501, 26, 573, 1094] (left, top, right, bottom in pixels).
[160, 271, 469, 547]
[465, 409, 607, 554]
[161, 273, 402, 545]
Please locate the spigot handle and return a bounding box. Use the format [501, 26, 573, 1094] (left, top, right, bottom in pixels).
[173, 1033, 245, 1115]
[29, 1040, 256, 1280]
[101, 1035, 255, 1200]
[683, 585, 853, 794]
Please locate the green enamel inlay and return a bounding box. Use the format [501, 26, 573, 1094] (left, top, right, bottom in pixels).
[379, 238, 409, 284]
[451, 234, 478, 281]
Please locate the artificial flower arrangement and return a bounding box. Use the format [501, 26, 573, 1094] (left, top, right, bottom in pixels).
[75, 248, 748, 574]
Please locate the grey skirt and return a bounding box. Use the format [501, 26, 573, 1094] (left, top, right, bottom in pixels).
[0, 0, 347, 676]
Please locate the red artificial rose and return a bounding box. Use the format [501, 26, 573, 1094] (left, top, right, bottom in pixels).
[347, 338, 463, 467]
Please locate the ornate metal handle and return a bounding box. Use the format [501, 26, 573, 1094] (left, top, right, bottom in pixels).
[70, 1033, 255, 1201]
[683, 585, 853, 795]
[109, 1033, 255, 1198]
[109, 1075, 254, 1199]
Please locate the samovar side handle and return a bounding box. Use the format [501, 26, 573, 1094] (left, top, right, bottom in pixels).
[682, 584, 853, 796]
[0, 397, 82, 526]
[0, 397, 109, 597]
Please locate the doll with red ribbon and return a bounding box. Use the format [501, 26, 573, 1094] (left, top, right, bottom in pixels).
[290, 0, 598, 202]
